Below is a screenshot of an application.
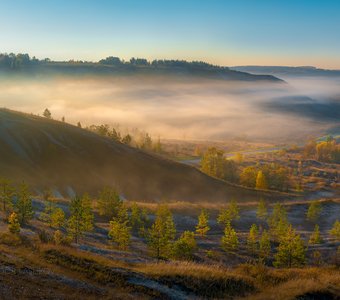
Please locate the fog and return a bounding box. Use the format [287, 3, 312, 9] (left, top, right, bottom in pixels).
[1, 74, 339, 142]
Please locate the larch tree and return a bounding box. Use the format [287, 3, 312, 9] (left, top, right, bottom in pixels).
[201, 147, 226, 179]
[256, 198, 268, 221]
[309, 224, 322, 245]
[259, 229, 271, 263]
[0, 177, 15, 214]
[147, 205, 176, 259]
[51, 208, 66, 228]
[329, 220, 340, 241]
[268, 203, 289, 241]
[67, 194, 94, 243]
[8, 212, 20, 234]
[16, 183, 34, 225]
[196, 209, 210, 237]
[256, 170, 268, 190]
[171, 231, 197, 261]
[274, 225, 305, 268]
[306, 200, 322, 222]
[97, 187, 122, 219]
[43, 108, 51, 119]
[247, 224, 259, 256]
[217, 199, 240, 226]
[221, 221, 239, 253]
[108, 217, 131, 250]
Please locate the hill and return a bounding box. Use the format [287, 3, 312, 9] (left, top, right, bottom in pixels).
[0, 109, 282, 201]
[0, 53, 283, 82]
[230, 65, 340, 77]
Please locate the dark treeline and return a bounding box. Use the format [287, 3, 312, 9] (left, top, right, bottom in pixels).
[0, 52, 228, 71]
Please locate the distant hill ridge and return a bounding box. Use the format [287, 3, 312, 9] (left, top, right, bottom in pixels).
[0, 53, 283, 82]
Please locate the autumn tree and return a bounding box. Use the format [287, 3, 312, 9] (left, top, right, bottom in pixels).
[108, 216, 131, 250]
[221, 221, 238, 253]
[268, 203, 289, 241]
[16, 183, 34, 225]
[217, 199, 240, 226]
[171, 231, 197, 260]
[309, 224, 322, 245]
[97, 187, 122, 219]
[329, 220, 340, 241]
[8, 212, 20, 234]
[274, 225, 305, 268]
[259, 229, 271, 262]
[306, 200, 322, 222]
[0, 177, 15, 214]
[256, 198, 268, 221]
[247, 224, 259, 256]
[67, 194, 94, 243]
[256, 170, 268, 190]
[196, 209, 210, 237]
[201, 147, 226, 179]
[240, 166, 257, 188]
[147, 205, 176, 259]
[51, 208, 65, 228]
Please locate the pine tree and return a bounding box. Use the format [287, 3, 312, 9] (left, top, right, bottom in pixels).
[306, 201, 322, 222]
[108, 219, 131, 250]
[147, 205, 176, 259]
[217, 199, 240, 225]
[196, 209, 210, 237]
[329, 220, 340, 241]
[16, 183, 34, 225]
[97, 187, 122, 219]
[259, 229, 271, 262]
[247, 224, 259, 256]
[256, 198, 268, 221]
[172, 231, 197, 260]
[51, 208, 65, 228]
[256, 170, 268, 190]
[268, 203, 289, 241]
[309, 224, 322, 245]
[0, 177, 15, 214]
[43, 108, 51, 119]
[221, 221, 238, 253]
[8, 212, 20, 234]
[67, 194, 94, 243]
[274, 225, 305, 268]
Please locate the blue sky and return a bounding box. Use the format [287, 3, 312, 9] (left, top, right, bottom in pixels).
[1, 0, 340, 68]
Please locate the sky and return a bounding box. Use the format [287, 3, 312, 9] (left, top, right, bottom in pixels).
[1, 0, 340, 68]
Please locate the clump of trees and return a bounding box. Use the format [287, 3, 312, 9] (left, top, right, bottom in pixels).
[200, 147, 238, 182]
[304, 136, 340, 163]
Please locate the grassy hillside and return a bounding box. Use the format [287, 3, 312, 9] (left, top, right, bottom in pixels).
[0, 109, 283, 201]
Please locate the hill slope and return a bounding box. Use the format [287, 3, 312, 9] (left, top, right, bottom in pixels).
[0, 109, 281, 201]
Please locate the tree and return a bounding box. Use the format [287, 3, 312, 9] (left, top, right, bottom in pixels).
[274, 225, 305, 268]
[309, 224, 322, 245]
[67, 194, 94, 243]
[172, 231, 197, 260]
[97, 187, 122, 219]
[122, 134, 132, 145]
[306, 201, 322, 222]
[268, 203, 289, 240]
[40, 189, 55, 226]
[329, 220, 340, 241]
[54, 230, 63, 245]
[0, 177, 15, 213]
[77, 121, 82, 128]
[259, 229, 271, 262]
[8, 212, 20, 234]
[240, 166, 257, 188]
[201, 147, 226, 179]
[221, 221, 238, 253]
[256, 170, 268, 190]
[61, 116, 65, 122]
[147, 205, 176, 259]
[43, 108, 51, 119]
[130, 202, 141, 231]
[51, 208, 65, 228]
[217, 199, 240, 226]
[256, 198, 268, 221]
[16, 183, 34, 225]
[196, 209, 210, 237]
[108, 219, 131, 250]
[247, 224, 259, 256]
